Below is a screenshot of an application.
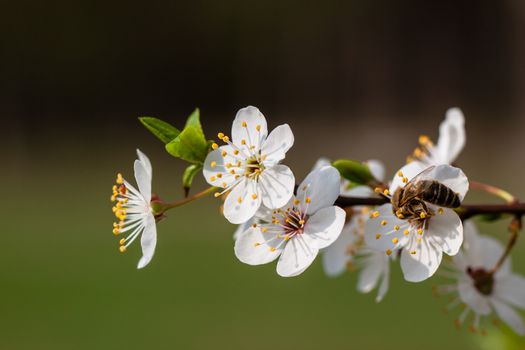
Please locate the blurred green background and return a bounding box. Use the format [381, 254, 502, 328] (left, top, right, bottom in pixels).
[3, 0, 525, 349]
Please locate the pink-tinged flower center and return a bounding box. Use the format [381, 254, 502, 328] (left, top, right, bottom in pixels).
[467, 267, 494, 296]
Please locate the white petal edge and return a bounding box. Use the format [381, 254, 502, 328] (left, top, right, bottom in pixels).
[134, 158, 152, 203]
[136, 149, 152, 178]
[437, 107, 465, 165]
[261, 124, 294, 166]
[137, 213, 157, 269]
[276, 236, 319, 277]
[259, 164, 295, 209]
[491, 299, 525, 336]
[234, 227, 282, 265]
[303, 206, 346, 250]
[231, 106, 268, 150]
[296, 166, 341, 215]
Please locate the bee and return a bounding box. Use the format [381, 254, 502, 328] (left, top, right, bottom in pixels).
[391, 166, 461, 220]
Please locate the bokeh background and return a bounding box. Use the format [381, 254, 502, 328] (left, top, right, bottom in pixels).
[2, 0, 525, 349]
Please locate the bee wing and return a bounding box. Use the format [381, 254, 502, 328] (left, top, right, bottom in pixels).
[406, 165, 437, 185]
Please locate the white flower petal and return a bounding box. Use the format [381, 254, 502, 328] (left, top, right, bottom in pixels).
[364, 204, 409, 253]
[491, 299, 525, 336]
[296, 166, 341, 215]
[366, 159, 385, 182]
[276, 236, 319, 277]
[457, 278, 492, 315]
[231, 106, 268, 150]
[389, 161, 426, 193]
[202, 146, 238, 188]
[261, 124, 294, 165]
[312, 157, 331, 171]
[233, 220, 252, 241]
[400, 235, 443, 282]
[423, 164, 469, 201]
[376, 259, 390, 302]
[426, 208, 463, 256]
[259, 164, 295, 209]
[137, 213, 157, 269]
[134, 158, 152, 203]
[464, 234, 510, 277]
[322, 220, 361, 277]
[136, 149, 152, 178]
[437, 107, 466, 164]
[357, 257, 383, 294]
[223, 178, 262, 224]
[495, 274, 525, 309]
[234, 227, 283, 265]
[303, 206, 346, 249]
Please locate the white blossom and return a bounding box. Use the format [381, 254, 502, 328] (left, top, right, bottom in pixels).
[111, 149, 157, 269]
[435, 221, 525, 335]
[234, 166, 346, 277]
[365, 162, 469, 282]
[203, 106, 295, 224]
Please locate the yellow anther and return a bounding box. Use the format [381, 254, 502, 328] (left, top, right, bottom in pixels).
[269, 247, 276, 252]
[236, 161, 241, 167]
[403, 229, 410, 235]
[210, 176, 216, 182]
[210, 161, 217, 168]
[110, 195, 116, 202]
[397, 171, 404, 178]
[375, 233, 381, 240]
[119, 246, 127, 253]
[222, 136, 230, 142]
[299, 220, 305, 225]
[218, 132, 225, 139]
[222, 182, 227, 188]
[216, 173, 222, 178]
[241, 139, 246, 145]
[419, 135, 430, 145]
[112, 185, 117, 192]
[234, 174, 240, 180]
[392, 238, 399, 244]
[251, 194, 258, 200]
[261, 227, 268, 233]
[381, 220, 387, 226]
[410, 250, 417, 255]
[212, 143, 219, 150]
[417, 228, 423, 235]
[383, 189, 390, 196]
[116, 173, 123, 184]
[413, 148, 423, 158]
[254, 242, 261, 247]
[374, 187, 382, 193]
[237, 196, 242, 203]
[119, 238, 126, 245]
[394, 225, 400, 230]
[438, 208, 444, 215]
[221, 150, 227, 157]
[112, 228, 120, 235]
[397, 213, 405, 219]
[293, 199, 300, 205]
[230, 169, 236, 174]
[242, 121, 247, 127]
[386, 249, 392, 256]
[402, 177, 408, 183]
[252, 224, 257, 228]
[372, 211, 380, 218]
[256, 124, 261, 131]
[233, 149, 239, 155]
[305, 197, 312, 204]
[214, 192, 221, 198]
[417, 237, 422, 243]
[420, 212, 426, 219]
[226, 163, 232, 168]
[284, 234, 290, 241]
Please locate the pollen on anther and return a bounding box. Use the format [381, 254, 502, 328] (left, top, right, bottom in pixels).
[374, 187, 382, 193]
[221, 150, 227, 157]
[222, 182, 227, 188]
[392, 238, 399, 244]
[269, 247, 276, 252]
[397, 171, 404, 178]
[116, 173, 123, 184]
[420, 212, 426, 219]
[212, 143, 219, 150]
[210, 176, 216, 182]
[237, 196, 242, 203]
[375, 233, 381, 240]
[222, 136, 230, 142]
[417, 228, 423, 235]
[233, 150, 239, 155]
[218, 132, 225, 139]
[394, 225, 400, 230]
[403, 229, 410, 235]
[214, 192, 221, 198]
[410, 250, 417, 255]
[241, 139, 246, 145]
[402, 177, 409, 183]
[251, 194, 258, 200]
[210, 161, 217, 168]
[119, 238, 126, 245]
[305, 197, 312, 204]
[261, 227, 268, 233]
[383, 189, 390, 196]
[217, 173, 222, 178]
[371, 211, 380, 218]
[242, 121, 247, 127]
[256, 124, 261, 132]
[438, 208, 444, 215]
[119, 246, 127, 253]
[386, 249, 392, 256]
[254, 242, 261, 247]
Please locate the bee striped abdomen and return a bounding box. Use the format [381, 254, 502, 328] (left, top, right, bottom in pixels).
[421, 180, 461, 208]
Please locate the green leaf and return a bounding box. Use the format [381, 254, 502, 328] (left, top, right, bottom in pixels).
[332, 159, 375, 185]
[139, 116, 180, 144]
[182, 164, 202, 197]
[165, 109, 209, 164]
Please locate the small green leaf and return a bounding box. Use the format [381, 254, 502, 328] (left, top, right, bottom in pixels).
[182, 164, 202, 197]
[165, 109, 209, 164]
[332, 159, 375, 185]
[139, 116, 181, 144]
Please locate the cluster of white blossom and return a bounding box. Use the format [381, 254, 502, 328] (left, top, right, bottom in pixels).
[111, 106, 525, 335]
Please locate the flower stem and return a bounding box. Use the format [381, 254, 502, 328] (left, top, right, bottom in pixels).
[469, 181, 516, 204]
[492, 217, 521, 274]
[162, 186, 218, 211]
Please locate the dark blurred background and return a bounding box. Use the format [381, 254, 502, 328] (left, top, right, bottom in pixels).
[2, 1, 525, 349]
